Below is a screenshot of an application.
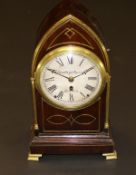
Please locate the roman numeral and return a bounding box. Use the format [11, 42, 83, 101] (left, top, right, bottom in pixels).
[85, 84, 95, 91]
[79, 59, 85, 66]
[56, 58, 64, 66]
[48, 85, 57, 93]
[84, 67, 94, 74]
[45, 77, 55, 82]
[80, 92, 86, 98]
[70, 94, 74, 102]
[67, 56, 73, 64]
[57, 91, 64, 99]
[88, 77, 97, 80]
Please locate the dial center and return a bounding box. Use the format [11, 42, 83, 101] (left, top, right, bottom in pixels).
[69, 76, 74, 82]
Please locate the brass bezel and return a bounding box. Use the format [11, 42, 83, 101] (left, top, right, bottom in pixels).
[35, 45, 108, 111]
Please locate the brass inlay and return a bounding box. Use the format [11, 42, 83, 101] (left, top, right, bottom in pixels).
[31, 78, 39, 130]
[105, 74, 111, 129]
[48, 41, 94, 51]
[48, 27, 94, 51]
[72, 28, 94, 49]
[44, 98, 101, 133]
[46, 114, 96, 126]
[31, 15, 110, 76]
[65, 28, 75, 39]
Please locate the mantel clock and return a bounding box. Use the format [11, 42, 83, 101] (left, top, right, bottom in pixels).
[28, 0, 117, 161]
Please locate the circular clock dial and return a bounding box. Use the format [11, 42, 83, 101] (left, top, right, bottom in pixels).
[35, 46, 107, 110]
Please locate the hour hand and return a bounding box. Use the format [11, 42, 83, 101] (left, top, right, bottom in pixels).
[46, 68, 57, 73]
[47, 68, 69, 79]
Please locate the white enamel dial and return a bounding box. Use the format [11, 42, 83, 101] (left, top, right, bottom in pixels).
[35, 46, 106, 110]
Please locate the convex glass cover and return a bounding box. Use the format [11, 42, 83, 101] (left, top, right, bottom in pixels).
[35, 46, 107, 110]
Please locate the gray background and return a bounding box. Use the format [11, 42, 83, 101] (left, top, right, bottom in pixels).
[0, 0, 136, 175]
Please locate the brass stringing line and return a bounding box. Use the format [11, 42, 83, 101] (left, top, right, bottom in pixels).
[70, 17, 110, 72]
[105, 74, 111, 129]
[72, 114, 96, 126]
[47, 27, 94, 51]
[46, 114, 96, 126]
[47, 114, 68, 125]
[98, 98, 101, 131]
[41, 98, 46, 131]
[92, 97, 101, 132]
[31, 77, 38, 129]
[44, 98, 101, 133]
[32, 17, 72, 75]
[47, 42, 94, 51]
[48, 28, 70, 49]
[32, 15, 110, 77]
[64, 28, 76, 39]
[71, 28, 94, 50]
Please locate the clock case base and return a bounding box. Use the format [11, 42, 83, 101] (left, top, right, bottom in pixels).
[29, 131, 115, 155]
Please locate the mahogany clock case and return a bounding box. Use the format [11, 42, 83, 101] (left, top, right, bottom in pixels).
[29, 0, 115, 156]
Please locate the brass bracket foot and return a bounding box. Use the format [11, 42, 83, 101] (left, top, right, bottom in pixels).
[102, 150, 117, 160]
[27, 153, 42, 161]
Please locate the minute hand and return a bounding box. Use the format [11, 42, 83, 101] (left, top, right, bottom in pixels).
[47, 68, 69, 79]
[73, 67, 94, 79]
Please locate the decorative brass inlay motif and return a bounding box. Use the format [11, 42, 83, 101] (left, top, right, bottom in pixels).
[47, 114, 96, 126]
[31, 15, 110, 76]
[44, 98, 101, 133]
[48, 27, 94, 51]
[65, 28, 76, 39]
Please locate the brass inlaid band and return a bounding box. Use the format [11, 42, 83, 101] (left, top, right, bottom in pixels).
[48, 27, 94, 51]
[105, 74, 111, 129]
[43, 97, 101, 133]
[31, 78, 39, 129]
[46, 114, 96, 126]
